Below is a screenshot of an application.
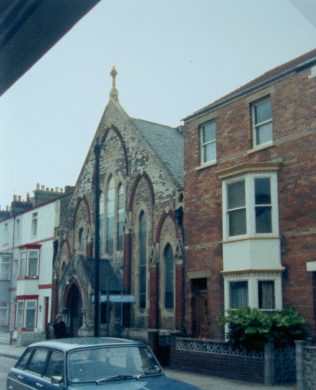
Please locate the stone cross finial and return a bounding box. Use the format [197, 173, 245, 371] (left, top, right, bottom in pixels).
[110, 66, 119, 101]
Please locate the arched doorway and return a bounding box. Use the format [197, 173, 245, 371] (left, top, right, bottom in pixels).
[66, 283, 83, 337]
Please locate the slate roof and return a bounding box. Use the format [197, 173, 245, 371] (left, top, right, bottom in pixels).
[83, 258, 122, 292]
[185, 48, 316, 121]
[131, 118, 184, 187]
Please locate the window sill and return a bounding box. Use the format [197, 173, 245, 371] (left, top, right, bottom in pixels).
[222, 235, 280, 244]
[195, 160, 217, 172]
[247, 142, 274, 155]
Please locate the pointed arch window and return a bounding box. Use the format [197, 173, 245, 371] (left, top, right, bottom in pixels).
[106, 177, 115, 254]
[99, 192, 105, 254]
[164, 244, 174, 309]
[139, 211, 147, 309]
[117, 184, 125, 250]
[78, 228, 85, 252]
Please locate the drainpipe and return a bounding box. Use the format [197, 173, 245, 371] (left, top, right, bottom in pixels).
[94, 141, 101, 337]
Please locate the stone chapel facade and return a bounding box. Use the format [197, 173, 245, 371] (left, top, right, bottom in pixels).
[52, 69, 184, 339]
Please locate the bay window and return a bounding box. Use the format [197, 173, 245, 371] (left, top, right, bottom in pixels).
[223, 172, 277, 239]
[16, 299, 37, 329]
[226, 276, 280, 311]
[18, 249, 39, 278]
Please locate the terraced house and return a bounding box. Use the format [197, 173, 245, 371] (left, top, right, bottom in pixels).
[53, 68, 184, 340]
[183, 49, 316, 340]
[0, 187, 66, 344]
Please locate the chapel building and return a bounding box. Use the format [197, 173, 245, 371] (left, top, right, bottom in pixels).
[53, 68, 184, 340]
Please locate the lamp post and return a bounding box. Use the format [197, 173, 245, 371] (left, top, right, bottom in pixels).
[94, 140, 101, 337]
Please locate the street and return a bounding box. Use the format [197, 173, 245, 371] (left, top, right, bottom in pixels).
[0, 356, 14, 389]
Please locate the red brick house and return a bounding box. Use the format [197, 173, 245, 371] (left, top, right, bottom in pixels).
[183, 49, 316, 340]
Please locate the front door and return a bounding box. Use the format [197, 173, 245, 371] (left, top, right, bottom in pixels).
[196, 291, 209, 338]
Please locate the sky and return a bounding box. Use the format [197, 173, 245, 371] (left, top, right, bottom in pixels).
[0, 0, 315, 209]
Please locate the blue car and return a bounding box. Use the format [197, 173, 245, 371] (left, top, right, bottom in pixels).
[7, 337, 200, 389]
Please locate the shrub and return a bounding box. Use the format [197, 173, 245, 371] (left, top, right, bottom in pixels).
[219, 307, 307, 351]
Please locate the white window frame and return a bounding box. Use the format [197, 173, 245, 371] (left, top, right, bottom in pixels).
[229, 280, 248, 309]
[223, 172, 278, 240]
[252, 97, 272, 148]
[0, 255, 10, 280]
[31, 212, 38, 236]
[15, 299, 37, 330]
[14, 218, 21, 241]
[200, 120, 217, 165]
[18, 251, 27, 279]
[0, 302, 9, 326]
[4, 222, 9, 244]
[224, 274, 282, 312]
[18, 249, 40, 279]
[16, 301, 24, 328]
[27, 250, 39, 278]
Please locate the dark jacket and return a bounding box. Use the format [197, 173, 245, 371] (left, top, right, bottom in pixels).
[53, 320, 67, 338]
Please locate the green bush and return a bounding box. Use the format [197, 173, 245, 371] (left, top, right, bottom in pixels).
[219, 307, 307, 351]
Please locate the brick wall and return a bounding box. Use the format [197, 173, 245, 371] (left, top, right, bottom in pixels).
[183, 59, 316, 339]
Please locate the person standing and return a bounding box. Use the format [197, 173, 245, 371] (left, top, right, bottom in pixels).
[53, 314, 67, 339]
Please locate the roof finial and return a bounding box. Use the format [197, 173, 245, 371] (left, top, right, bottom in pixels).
[110, 66, 119, 101]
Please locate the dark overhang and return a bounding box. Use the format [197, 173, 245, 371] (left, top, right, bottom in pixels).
[0, 0, 100, 96]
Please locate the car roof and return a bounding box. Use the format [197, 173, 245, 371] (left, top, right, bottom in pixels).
[28, 337, 143, 352]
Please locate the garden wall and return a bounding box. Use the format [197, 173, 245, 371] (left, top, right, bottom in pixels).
[169, 337, 295, 385]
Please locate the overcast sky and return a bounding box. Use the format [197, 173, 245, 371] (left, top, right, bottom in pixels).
[0, 0, 315, 209]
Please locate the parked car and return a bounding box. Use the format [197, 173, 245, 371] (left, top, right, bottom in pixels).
[7, 337, 200, 389]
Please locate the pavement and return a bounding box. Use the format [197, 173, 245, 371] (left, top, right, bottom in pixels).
[0, 343, 296, 390]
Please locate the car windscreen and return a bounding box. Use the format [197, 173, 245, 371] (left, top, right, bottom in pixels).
[68, 345, 161, 383]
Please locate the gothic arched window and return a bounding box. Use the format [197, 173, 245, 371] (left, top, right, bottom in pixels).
[99, 192, 105, 254]
[164, 244, 174, 309]
[117, 184, 125, 250]
[106, 177, 115, 254]
[139, 211, 147, 309]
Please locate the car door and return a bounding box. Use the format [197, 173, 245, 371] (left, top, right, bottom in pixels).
[7, 348, 33, 390]
[27, 348, 66, 390]
[23, 347, 50, 389]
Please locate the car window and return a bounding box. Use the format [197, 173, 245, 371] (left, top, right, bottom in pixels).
[44, 350, 64, 378]
[26, 348, 49, 375]
[68, 345, 161, 383]
[16, 348, 33, 370]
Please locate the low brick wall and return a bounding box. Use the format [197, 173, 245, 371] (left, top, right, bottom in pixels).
[16, 331, 45, 346]
[169, 337, 296, 385]
[170, 337, 264, 383]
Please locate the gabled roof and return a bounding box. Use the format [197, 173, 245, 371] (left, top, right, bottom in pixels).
[131, 118, 184, 187]
[185, 48, 316, 121]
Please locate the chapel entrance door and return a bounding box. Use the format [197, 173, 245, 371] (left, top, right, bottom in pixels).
[66, 284, 82, 337]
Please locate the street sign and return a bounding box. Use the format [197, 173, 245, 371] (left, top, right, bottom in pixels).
[91, 294, 136, 303]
